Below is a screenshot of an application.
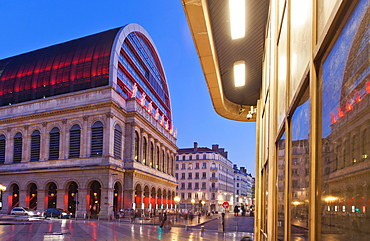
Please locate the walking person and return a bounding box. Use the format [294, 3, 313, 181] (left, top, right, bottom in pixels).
[234, 205, 239, 216]
[159, 211, 167, 228]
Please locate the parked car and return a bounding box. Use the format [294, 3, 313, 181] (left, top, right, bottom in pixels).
[10, 207, 39, 216]
[43, 208, 72, 219]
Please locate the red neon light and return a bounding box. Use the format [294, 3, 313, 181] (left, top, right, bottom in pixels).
[338, 108, 344, 118]
[346, 103, 353, 111]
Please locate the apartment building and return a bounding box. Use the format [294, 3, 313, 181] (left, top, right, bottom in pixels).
[176, 143, 234, 213]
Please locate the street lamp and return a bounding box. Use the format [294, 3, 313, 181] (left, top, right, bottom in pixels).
[174, 196, 180, 221]
[191, 199, 195, 212]
[201, 200, 205, 213]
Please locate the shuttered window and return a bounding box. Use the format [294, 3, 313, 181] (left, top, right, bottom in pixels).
[143, 137, 147, 165]
[69, 124, 81, 158]
[114, 125, 122, 159]
[134, 132, 139, 162]
[13, 132, 22, 163]
[91, 121, 103, 157]
[49, 127, 60, 160]
[0, 135, 5, 164]
[30, 130, 40, 161]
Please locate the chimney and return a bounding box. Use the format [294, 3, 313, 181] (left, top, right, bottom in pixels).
[194, 142, 198, 151]
[212, 144, 219, 151]
[233, 164, 238, 169]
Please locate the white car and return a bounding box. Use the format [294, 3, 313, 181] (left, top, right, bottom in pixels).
[10, 207, 39, 216]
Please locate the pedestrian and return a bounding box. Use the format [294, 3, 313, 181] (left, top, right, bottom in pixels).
[241, 205, 245, 216]
[189, 211, 194, 224]
[130, 209, 135, 223]
[159, 211, 167, 228]
[234, 205, 239, 216]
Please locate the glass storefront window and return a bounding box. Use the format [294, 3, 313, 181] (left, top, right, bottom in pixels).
[321, 0, 370, 240]
[277, 132, 286, 240]
[291, 88, 310, 240]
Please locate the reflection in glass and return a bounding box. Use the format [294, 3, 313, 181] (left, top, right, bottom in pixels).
[321, 0, 370, 240]
[277, 133, 285, 240]
[291, 89, 310, 240]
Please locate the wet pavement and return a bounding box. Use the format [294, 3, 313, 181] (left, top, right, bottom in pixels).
[0, 213, 254, 241]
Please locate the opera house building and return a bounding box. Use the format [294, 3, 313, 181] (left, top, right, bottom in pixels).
[0, 24, 177, 218]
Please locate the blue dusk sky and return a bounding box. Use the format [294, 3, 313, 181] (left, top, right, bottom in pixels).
[0, 0, 256, 175]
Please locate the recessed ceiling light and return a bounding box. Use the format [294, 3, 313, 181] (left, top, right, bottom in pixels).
[234, 60, 245, 87]
[229, 0, 245, 39]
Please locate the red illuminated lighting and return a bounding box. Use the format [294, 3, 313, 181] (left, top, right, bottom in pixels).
[338, 108, 344, 117]
[346, 103, 353, 111]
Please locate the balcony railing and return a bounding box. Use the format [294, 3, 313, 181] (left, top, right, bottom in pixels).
[209, 187, 218, 191]
[210, 167, 218, 171]
[210, 177, 218, 181]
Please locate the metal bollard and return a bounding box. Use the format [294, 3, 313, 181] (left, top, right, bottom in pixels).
[236, 222, 238, 232]
[201, 226, 205, 232]
[186, 225, 189, 230]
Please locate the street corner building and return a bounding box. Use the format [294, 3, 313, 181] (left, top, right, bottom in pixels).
[0, 24, 178, 219]
[182, 0, 369, 240]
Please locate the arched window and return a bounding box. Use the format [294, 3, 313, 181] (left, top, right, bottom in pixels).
[156, 147, 160, 169]
[30, 130, 41, 161]
[134, 131, 139, 162]
[91, 121, 103, 157]
[166, 154, 170, 174]
[162, 150, 165, 172]
[49, 127, 60, 160]
[0, 135, 5, 164]
[143, 137, 147, 165]
[13, 132, 22, 163]
[114, 124, 122, 159]
[150, 142, 154, 168]
[69, 124, 81, 158]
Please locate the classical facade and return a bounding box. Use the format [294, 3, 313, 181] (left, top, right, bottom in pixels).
[0, 24, 177, 218]
[182, 0, 369, 240]
[233, 165, 254, 207]
[175, 142, 234, 213]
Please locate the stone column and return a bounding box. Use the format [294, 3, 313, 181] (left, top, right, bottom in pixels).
[81, 116, 89, 158]
[98, 187, 114, 219]
[18, 189, 27, 207]
[61, 119, 68, 159]
[40, 122, 48, 161]
[56, 188, 65, 210]
[37, 189, 45, 212]
[1, 190, 10, 214]
[5, 128, 12, 164]
[123, 189, 135, 210]
[23, 125, 30, 162]
[104, 112, 114, 157]
[75, 188, 88, 218]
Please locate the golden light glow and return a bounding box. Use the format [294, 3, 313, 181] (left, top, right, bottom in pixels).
[324, 196, 338, 202]
[0, 184, 6, 192]
[234, 60, 246, 87]
[13, 193, 18, 197]
[292, 201, 301, 206]
[93, 192, 98, 197]
[174, 196, 180, 203]
[114, 193, 118, 197]
[229, 0, 245, 39]
[201, 200, 205, 205]
[191, 199, 195, 204]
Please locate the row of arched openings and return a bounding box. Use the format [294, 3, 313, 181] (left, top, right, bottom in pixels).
[7, 181, 103, 217]
[133, 131, 174, 175]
